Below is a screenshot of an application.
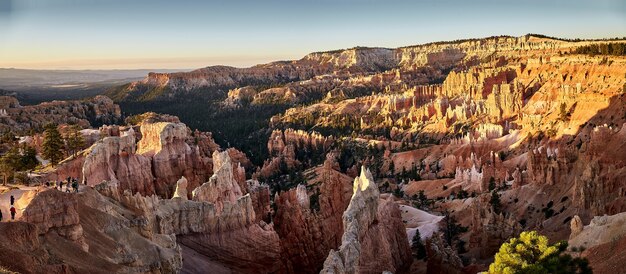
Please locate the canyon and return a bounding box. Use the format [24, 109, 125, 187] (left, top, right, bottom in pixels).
[0, 34, 625, 273]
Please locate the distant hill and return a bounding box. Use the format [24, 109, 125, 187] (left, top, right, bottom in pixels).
[0, 68, 187, 104]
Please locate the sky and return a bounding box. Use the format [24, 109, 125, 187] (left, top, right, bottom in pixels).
[0, 0, 624, 70]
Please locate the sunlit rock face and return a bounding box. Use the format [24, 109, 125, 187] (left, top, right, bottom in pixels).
[192, 150, 244, 213]
[321, 167, 411, 274]
[82, 120, 223, 197]
[137, 121, 212, 196]
[82, 127, 156, 195]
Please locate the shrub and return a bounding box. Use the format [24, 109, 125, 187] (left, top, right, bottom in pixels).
[488, 231, 592, 274]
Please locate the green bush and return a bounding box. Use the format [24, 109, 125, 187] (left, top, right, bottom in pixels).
[488, 231, 592, 274]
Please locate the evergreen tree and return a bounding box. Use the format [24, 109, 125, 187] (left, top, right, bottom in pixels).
[19, 145, 38, 171]
[64, 125, 85, 157]
[489, 231, 592, 274]
[490, 190, 502, 214]
[0, 153, 15, 185]
[488, 177, 496, 191]
[442, 212, 468, 248]
[42, 124, 64, 166]
[411, 229, 427, 260]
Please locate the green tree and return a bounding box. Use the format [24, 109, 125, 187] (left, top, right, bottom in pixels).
[411, 229, 427, 260]
[0, 156, 14, 185]
[488, 231, 592, 274]
[42, 124, 64, 166]
[19, 145, 38, 171]
[64, 125, 85, 157]
[490, 190, 502, 214]
[442, 212, 468, 249]
[488, 177, 496, 191]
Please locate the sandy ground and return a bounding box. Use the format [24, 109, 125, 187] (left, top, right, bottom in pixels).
[0, 185, 39, 221]
[399, 205, 444, 242]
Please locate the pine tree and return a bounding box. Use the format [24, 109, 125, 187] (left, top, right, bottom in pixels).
[42, 124, 64, 166]
[64, 125, 85, 157]
[411, 229, 427, 260]
[19, 145, 38, 171]
[490, 190, 502, 214]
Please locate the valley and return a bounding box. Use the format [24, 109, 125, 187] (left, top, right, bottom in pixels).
[0, 34, 625, 273]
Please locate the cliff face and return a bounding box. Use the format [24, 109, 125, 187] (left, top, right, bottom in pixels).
[82, 127, 156, 195]
[258, 129, 333, 179]
[321, 167, 411, 274]
[20, 189, 88, 251]
[1, 187, 183, 274]
[137, 121, 212, 195]
[95, 150, 284, 273]
[0, 95, 121, 133]
[273, 165, 353, 273]
[110, 35, 580, 103]
[82, 120, 226, 197]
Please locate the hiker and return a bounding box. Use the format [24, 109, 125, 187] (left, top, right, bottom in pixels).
[10, 206, 16, 220]
[60, 181, 65, 191]
[10, 195, 14, 205]
[72, 181, 79, 193]
[0, 209, 3, 222]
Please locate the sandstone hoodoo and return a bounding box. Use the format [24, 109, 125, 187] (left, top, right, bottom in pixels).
[321, 167, 412, 274]
[1, 33, 626, 274]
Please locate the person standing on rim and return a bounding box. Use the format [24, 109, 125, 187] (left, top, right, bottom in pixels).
[10, 206, 16, 220]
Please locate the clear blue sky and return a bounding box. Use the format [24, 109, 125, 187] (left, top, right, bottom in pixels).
[0, 0, 624, 69]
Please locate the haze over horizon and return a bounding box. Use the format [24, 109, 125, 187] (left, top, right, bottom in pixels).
[1, 0, 625, 70]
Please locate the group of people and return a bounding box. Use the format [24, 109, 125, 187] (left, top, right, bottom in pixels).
[45, 177, 80, 193]
[0, 195, 17, 222]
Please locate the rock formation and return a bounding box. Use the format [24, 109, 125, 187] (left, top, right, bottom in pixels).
[0, 95, 121, 133]
[321, 167, 411, 274]
[172, 176, 188, 200]
[82, 119, 233, 197]
[273, 164, 353, 273]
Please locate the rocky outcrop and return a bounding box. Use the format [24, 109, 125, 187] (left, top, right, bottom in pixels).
[0, 95, 121, 133]
[82, 120, 220, 197]
[569, 215, 583, 240]
[137, 121, 212, 196]
[248, 180, 272, 223]
[568, 213, 626, 274]
[192, 150, 244, 213]
[321, 167, 411, 274]
[273, 165, 353, 273]
[468, 194, 522, 259]
[93, 149, 284, 273]
[5, 187, 181, 274]
[20, 189, 88, 251]
[258, 129, 333, 179]
[82, 127, 156, 195]
[172, 176, 188, 200]
[425, 234, 464, 274]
